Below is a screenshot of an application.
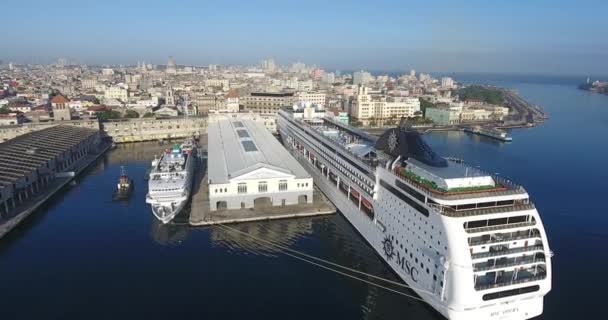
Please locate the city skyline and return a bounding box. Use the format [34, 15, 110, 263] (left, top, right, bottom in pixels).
[3, 0, 607, 75]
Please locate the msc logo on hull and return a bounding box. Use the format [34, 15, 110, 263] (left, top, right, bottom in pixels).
[382, 235, 419, 282]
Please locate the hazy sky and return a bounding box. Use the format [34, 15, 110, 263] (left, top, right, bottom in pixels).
[3, 0, 607, 75]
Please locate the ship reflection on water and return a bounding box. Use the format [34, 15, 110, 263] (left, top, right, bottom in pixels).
[185, 214, 441, 320]
[312, 215, 442, 320]
[150, 219, 190, 246]
[148, 208, 440, 319]
[208, 218, 314, 257]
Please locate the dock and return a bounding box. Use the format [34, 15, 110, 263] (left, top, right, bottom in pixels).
[0, 127, 110, 239]
[188, 134, 336, 227]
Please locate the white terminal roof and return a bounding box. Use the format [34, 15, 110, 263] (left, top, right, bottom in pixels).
[208, 118, 311, 184]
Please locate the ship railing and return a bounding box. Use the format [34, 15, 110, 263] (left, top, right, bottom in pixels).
[389, 168, 527, 201]
[300, 119, 375, 174]
[474, 255, 546, 272]
[471, 244, 545, 260]
[428, 203, 535, 218]
[465, 221, 537, 234]
[445, 157, 524, 191]
[474, 270, 547, 291]
[468, 229, 542, 246]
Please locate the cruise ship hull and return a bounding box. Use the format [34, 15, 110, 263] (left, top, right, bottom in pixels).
[288, 145, 450, 317]
[146, 141, 196, 224]
[286, 139, 545, 320]
[278, 111, 550, 320]
[147, 195, 189, 224]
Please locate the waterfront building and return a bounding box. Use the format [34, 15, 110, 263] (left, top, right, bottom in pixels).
[207, 117, 312, 211]
[350, 86, 421, 120]
[425, 106, 461, 125]
[0, 125, 101, 215]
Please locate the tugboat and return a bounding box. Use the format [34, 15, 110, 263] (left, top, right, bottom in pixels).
[113, 166, 133, 200]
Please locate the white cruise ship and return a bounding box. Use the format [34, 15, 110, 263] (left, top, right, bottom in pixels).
[278, 106, 551, 320]
[146, 138, 196, 224]
[464, 126, 513, 142]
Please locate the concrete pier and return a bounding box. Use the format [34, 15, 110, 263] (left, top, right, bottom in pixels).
[0, 142, 111, 239]
[188, 134, 336, 227]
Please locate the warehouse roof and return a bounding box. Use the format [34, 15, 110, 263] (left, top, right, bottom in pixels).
[208, 118, 310, 184]
[0, 125, 99, 186]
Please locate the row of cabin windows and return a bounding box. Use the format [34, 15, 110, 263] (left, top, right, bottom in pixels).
[294, 129, 372, 195]
[382, 193, 446, 287]
[295, 123, 372, 186]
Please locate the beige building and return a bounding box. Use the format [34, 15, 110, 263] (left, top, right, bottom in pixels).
[204, 79, 230, 89]
[242, 92, 295, 113]
[296, 92, 326, 107]
[51, 94, 72, 121]
[350, 86, 420, 120]
[207, 117, 312, 211]
[104, 85, 128, 102]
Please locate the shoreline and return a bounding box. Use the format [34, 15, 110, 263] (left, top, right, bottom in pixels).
[0, 142, 111, 239]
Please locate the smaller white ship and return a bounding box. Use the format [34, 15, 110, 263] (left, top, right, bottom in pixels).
[146, 138, 196, 224]
[464, 126, 512, 142]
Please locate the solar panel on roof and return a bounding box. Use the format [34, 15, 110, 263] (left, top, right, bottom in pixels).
[233, 121, 244, 128]
[237, 130, 250, 138]
[241, 140, 258, 152]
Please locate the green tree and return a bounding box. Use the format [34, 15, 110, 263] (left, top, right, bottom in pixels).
[142, 112, 155, 118]
[350, 120, 362, 127]
[0, 106, 10, 114]
[418, 98, 435, 116]
[458, 86, 504, 105]
[98, 110, 122, 121]
[123, 110, 140, 118]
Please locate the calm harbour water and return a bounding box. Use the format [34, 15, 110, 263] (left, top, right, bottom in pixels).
[1, 75, 607, 319]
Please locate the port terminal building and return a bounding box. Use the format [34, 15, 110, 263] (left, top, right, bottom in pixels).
[207, 117, 313, 211]
[0, 125, 101, 215]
